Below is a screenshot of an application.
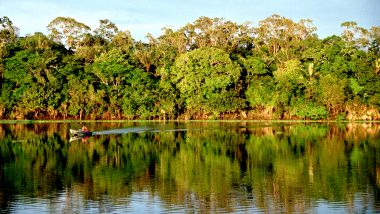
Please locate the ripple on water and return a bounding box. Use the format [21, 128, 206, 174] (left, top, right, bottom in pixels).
[5, 190, 380, 213]
[311, 193, 379, 214]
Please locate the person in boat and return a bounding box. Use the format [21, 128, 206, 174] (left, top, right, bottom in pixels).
[82, 126, 89, 133]
[81, 126, 90, 143]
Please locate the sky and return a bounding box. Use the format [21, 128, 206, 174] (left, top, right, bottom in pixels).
[1, 0, 379, 41]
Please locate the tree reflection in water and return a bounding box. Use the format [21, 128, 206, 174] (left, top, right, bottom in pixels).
[0, 122, 379, 213]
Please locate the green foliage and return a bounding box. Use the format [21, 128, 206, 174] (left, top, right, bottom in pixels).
[349, 78, 364, 96]
[273, 59, 307, 110]
[4, 50, 35, 85]
[245, 77, 275, 108]
[290, 99, 328, 120]
[243, 56, 268, 75]
[170, 47, 242, 117]
[317, 74, 347, 111]
[0, 16, 379, 120]
[274, 59, 306, 85]
[91, 48, 132, 87]
[122, 68, 158, 119]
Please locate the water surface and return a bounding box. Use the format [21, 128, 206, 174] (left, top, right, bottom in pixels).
[0, 121, 379, 213]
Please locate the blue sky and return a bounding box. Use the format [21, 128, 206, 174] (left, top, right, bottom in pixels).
[1, 0, 379, 41]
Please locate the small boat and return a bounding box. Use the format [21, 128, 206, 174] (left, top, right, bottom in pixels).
[70, 129, 92, 137]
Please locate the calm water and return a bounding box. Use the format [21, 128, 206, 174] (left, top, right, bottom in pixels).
[0, 121, 379, 213]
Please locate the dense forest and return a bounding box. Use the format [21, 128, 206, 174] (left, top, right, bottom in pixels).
[0, 15, 379, 120]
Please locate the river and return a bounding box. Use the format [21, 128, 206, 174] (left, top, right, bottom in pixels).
[0, 121, 379, 213]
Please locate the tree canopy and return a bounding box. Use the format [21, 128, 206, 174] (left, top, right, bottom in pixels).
[0, 15, 379, 120]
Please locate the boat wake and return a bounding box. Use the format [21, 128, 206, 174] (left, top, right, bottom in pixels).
[69, 126, 204, 142]
[92, 127, 154, 135]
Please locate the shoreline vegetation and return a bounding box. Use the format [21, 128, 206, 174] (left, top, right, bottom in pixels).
[0, 15, 379, 121]
[0, 120, 379, 124]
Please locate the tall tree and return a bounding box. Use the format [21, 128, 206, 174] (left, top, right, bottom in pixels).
[158, 27, 189, 54]
[0, 16, 18, 81]
[110, 30, 134, 53]
[180, 17, 254, 53]
[75, 33, 106, 63]
[94, 19, 119, 41]
[47, 17, 91, 50]
[134, 41, 156, 73]
[255, 14, 317, 64]
[340, 21, 370, 48]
